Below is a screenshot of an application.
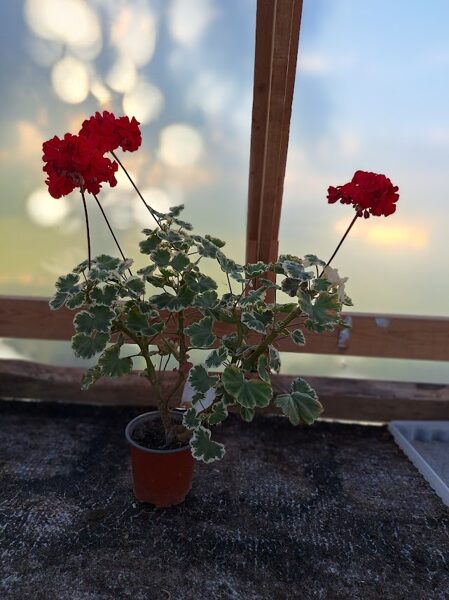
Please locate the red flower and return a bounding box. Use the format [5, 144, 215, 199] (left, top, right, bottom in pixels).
[42, 133, 118, 198]
[327, 170, 399, 218]
[79, 111, 142, 154]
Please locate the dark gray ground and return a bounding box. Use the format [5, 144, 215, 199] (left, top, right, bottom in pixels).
[1, 400, 448, 600]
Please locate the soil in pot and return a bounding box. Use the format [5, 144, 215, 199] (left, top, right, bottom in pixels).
[131, 416, 186, 451]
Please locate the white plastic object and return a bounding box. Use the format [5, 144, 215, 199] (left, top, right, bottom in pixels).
[389, 421, 449, 507]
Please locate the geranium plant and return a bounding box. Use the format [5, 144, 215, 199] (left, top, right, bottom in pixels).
[44, 112, 399, 464]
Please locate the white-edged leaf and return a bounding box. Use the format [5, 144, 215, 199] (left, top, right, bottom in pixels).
[189, 426, 225, 463]
[290, 329, 305, 346]
[222, 365, 272, 409]
[205, 345, 228, 368]
[98, 344, 133, 378]
[182, 407, 201, 430]
[185, 316, 216, 347]
[188, 365, 217, 394]
[208, 401, 228, 425]
[71, 332, 108, 359]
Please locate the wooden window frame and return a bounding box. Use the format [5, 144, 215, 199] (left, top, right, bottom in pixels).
[0, 0, 448, 421]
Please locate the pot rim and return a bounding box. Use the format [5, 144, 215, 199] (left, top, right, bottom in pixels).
[125, 410, 190, 455]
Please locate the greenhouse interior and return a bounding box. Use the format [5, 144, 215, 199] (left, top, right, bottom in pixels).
[1, 1, 448, 599]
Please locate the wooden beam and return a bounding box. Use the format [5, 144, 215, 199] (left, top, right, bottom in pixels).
[1, 359, 448, 422]
[246, 0, 303, 271]
[1, 296, 449, 361]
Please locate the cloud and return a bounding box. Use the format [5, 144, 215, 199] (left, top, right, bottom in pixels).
[167, 0, 218, 47]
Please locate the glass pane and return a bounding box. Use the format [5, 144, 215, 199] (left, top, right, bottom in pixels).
[280, 0, 449, 382]
[1, 0, 255, 363]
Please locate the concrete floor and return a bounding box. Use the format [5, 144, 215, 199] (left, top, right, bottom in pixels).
[1, 400, 448, 600]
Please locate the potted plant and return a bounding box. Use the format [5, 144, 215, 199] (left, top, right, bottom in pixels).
[44, 112, 399, 507]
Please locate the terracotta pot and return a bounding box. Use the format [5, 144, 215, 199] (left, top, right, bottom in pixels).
[125, 411, 194, 507]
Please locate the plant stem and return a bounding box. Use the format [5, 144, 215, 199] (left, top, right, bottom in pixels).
[110, 150, 161, 229]
[248, 308, 300, 367]
[320, 213, 359, 276]
[80, 189, 92, 270]
[92, 194, 133, 277]
[117, 321, 173, 438]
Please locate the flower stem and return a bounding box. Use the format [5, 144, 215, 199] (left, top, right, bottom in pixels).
[92, 193, 133, 277]
[110, 150, 162, 229]
[320, 213, 359, 276]
[80, 189, 91, 270]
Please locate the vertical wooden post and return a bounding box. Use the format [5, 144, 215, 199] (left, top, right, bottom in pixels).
[246, 0, 303, 300]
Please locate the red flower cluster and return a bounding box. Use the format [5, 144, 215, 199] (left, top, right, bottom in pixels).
[42, 112, 141, 199]
[327, 170, 399, 218]
[79, 111, 142, 154]
[43, 134, 118, 198]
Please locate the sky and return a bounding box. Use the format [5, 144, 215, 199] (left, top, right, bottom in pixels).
[0, 0, 448, 381]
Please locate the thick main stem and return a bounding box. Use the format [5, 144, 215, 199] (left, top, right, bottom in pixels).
[80, 189, 92, 270]
[320, 213, 359, 276]
[110, 150, 161, 229]
[92, 193, 133, 277]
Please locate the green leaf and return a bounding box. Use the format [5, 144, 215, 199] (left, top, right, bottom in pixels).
[193, 235, 220, 258]
[139, 233, 160, 254]
[98, 344, 133, 378]
[221, 332, 238, 350]
[205, 234, 226, 248]
[245, 261, 269, 277]
[275, 378, 322, 425]
[172, 217, 193, 231]
[72, 332, 109, 359]
[312, 278, 331, 292]
[118, 258, 134, 274]
[276, 302, 298, 313]
[208, 401, 228, 425]
[217, 254, 244, 281]
[49, 291, 67, 310]
[194, 290, 218, 309]
[157, 230, 185, 246]
[188, 365, 217, 394]
[303, 254, 325, 267]
[240, 406, 255, 422]
[95, 255, 121, 271]
[290, 329, 305, 346]
[65, 291, 85, 309]
[55, 273, 79, 294]
[148, 286, 195, 312]
[151, 247, 171, 267]
[281, 278, 301, 297]
[126, 277, 146, 297]
[257, 355, 270, 383]
[127, 309, 151, 335]
[74, 305, 115, 335]
[90, 285, 118, 306]
[282, 260, 308, 280]
[222, 366, 272, 409]
[184, 272, 218, 293]
[81, 366, 102, 391]
[168, 204, 185, 217]
[298, 291, 340, 329]
[258, 277, 279, 289]
[185, 316, 216, 347]
[137, 265, 157, 279]
[242, 312, 268, 334]
[73, 259, 90, 273]
[205, 345, 228, 368]
[171, 252, 190, 272]
[189, 426, 225, 463]
[182, 407, 200, 430]
[239, 288, 266, 307]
